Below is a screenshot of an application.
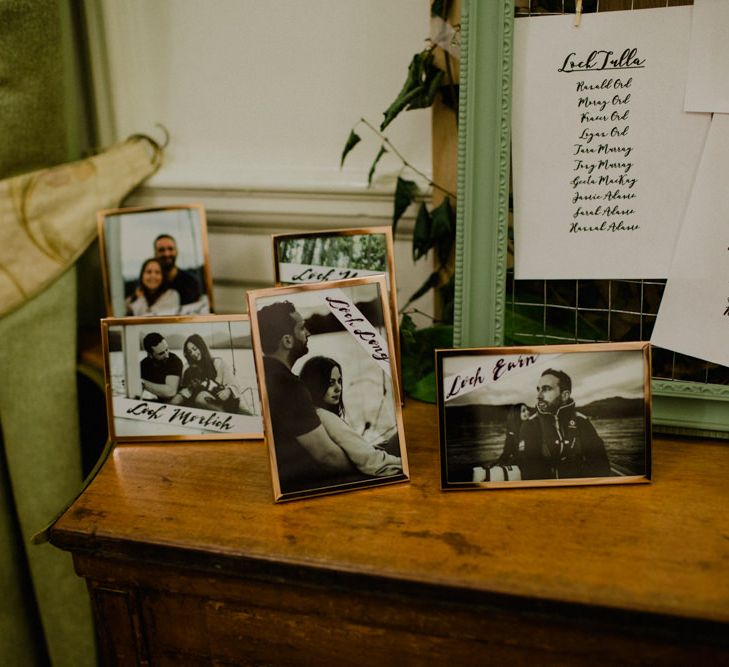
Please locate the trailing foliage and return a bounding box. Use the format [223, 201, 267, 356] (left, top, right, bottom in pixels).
[431, 0, 448, 19]
[339, 0, 459, 400]
[393, 176, 419, 234]
[340, 130, 361, 167]
[400, 313, 454, 402]
[367, 145, 387, 186]
[381, 52, 445, 132]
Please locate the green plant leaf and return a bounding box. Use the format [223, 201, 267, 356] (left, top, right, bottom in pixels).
[399, 322, 453, 402]
[412, 202, 433, 261]
[399, 312, 417, 346]
[367, 145, 387, 186]
[381, 92, 420, 133]
[438, 275, 455, 325]
[430, 197, 455, 262]
[340, 130, 361, 168]
[393, 177, 419, 233]
[408, 370, 438, 403]
[381, 52, 446, 130]
[430, 197, 453, 239]
[381, 52, 426, 131]
[407, 63, 445, 110]
[431, 0, 447, 19]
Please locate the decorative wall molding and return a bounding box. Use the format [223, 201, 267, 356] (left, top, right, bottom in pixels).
[84, 1, 436, 320]
[123, 184, 432, 319]
[124, 184, 419, 238]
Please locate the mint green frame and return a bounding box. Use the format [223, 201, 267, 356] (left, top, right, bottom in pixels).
[454, 0, 729, 439]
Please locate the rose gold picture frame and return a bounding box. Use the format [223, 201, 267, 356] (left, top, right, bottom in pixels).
[98, 203, 215, 318]
[272, 226, 403, 400]
[437, 341, 652, 490]
[100, 314, 262, 442]
[247, 275, 409, 502]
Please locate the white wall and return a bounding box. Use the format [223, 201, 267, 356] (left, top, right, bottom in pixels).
[88, 1, 435, 317]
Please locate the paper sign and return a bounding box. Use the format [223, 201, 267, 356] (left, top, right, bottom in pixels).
[651, 114, 729, 368]
[512, 7, 710, 279]
[685, 0, 729, 113]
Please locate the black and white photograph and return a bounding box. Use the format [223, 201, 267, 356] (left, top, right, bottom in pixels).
[273, 227, 402, 398]
[101, 315, 262, 441]
[437, 342, 651, 489]
[98, 204, 214, 317]
[248, 275, 408, 502]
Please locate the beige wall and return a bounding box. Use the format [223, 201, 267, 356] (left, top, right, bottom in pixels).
[87, 1, 435, 317]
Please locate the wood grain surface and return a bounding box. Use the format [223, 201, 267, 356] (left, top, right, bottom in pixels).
[52, 400, 729, 626]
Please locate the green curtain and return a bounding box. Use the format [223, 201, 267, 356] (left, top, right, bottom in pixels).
[0, 1, 95, 664]
[0, 271, 94, 667]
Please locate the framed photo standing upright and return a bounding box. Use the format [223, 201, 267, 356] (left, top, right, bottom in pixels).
[272, 227, 403, 397]
[98, 203, 214, 318]
[437, 341, 652, 489]
[100, 315, 262, 441]
[247, 275, 408, 502]
[455, 0, 729, 438]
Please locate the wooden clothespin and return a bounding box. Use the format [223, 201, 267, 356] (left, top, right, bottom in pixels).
[574, 0, 583, 27]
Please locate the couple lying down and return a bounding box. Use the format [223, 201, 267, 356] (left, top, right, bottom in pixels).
[299, 356, 402, 477]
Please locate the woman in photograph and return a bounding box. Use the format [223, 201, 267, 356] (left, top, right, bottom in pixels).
[472, 401, 530, 482]
[299, 356, 402, 477]
[125, 257, 180, 316]
[497, 402, 531, 465]
[171, 333, 251, 414]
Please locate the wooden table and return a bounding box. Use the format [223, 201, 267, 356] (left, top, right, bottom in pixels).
[50, 400, 729, 665]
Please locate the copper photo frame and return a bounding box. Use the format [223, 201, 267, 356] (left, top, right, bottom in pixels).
[247, 275, 409, 502]
[437, 341, 651, 489]
[272, 227, 403, 398]
[101, 314, 262, 442]
[98, 203, 215, 317]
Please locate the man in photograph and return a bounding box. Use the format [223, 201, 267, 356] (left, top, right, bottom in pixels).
[257, 300, 365, 494]
[154, 233, 201, 306]
[140, 332, 183, 402]
[519, 368, 611, 480]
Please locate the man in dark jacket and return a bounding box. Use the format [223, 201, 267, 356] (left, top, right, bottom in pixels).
[257, 300, 364, 495]
[518, 368, 611, 480]
[154, 233, 201, 306]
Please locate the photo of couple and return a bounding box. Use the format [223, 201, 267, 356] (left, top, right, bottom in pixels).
[439, 343, 651, 488]
[103, 316, 262, 440]
[249, 278, 407, 501]
[139, 331, 252, 414]
[99, 204, 212, 318]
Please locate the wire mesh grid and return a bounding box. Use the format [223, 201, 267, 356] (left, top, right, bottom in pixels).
[508, 0, 728, 384]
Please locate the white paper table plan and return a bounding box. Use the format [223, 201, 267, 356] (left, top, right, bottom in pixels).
[651, 114, 729, 369]
[684, 0, 729, 113]
[512, 6, 710, 280]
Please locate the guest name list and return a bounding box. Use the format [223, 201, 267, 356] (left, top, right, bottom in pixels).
[558, 48, 645, 235]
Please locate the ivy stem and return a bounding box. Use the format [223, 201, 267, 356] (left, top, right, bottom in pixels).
[401, 307, 446, 324]
[358, 117, 456, 200]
